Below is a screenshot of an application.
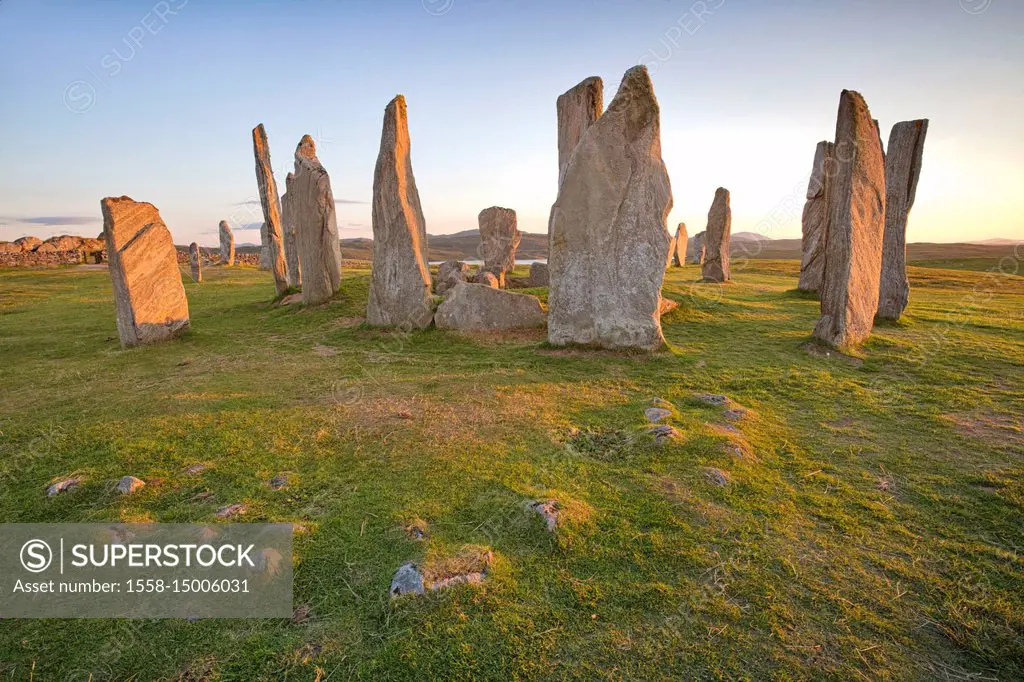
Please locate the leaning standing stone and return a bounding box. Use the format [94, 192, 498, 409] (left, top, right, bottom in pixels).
[877, 119, 928, 321]
[702, 188, 731, 282]
[188, 242, 202, 283]
[672, 223, 687, 267]
[556, 77, 604, 186]
[219, 220, 235, 266]
[367, 95, 433, 329]
[291, 135, 342, 305]
[101, 196, 190, 348]
[478, 206, 520, 283]
[547, 66, 672, 351]
[813, 90, 886, 349]
[281, 172, 302, 289]
[252, 123, 290, 296]
[799, 141, 835, 292]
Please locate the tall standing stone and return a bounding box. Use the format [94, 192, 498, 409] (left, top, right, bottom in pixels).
[101, 196, 190, 348]
[798, 141, 835, 292]
[702, 188, 731, 282]
[813, 90, 886, 349]
[281, 172, 302, 289]
[478, 206, 520, 285]
[252, 123, 289, 296]
[687, 231, 706, 265]
[877, 119, 928, 321]
[556, 77, 604, 187]
[188, 242, 202, 283]
[672, 223, 687, 267]
[547, 66, 672, 351]
[291, 135, 342, 306]
[218, 220, 235, 266]
[367, 95, 433, 329]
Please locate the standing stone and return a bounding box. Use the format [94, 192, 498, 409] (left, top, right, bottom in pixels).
[188, 242, 202, 283]
[101, 196, 190, 348]
[252, 123, 289, 296]
[478, 207, 520, 283]
[665, 235, 676, 269]
[367, 96, 433, 329]
[702, 188, 731, 282]
[798, 141, 835, 292]
[672, 223, 687, 267]
[877, 119, 928, 321]
[548, 66, 672, 351]
[556, 77, 604, 187]
[259, 223, 270, 269]
[528, 262, 549, 287]
[813, 90, 886, 349]
[281, 172, 302, 289]
[218, 220, 235, 266]
[687, 231, 706, 265]
[291, 135, 342, 306]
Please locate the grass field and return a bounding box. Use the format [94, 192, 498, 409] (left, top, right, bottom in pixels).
[0, 258, 1021, 681]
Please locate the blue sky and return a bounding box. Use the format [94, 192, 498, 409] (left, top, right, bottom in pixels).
[0, 0, 1021, 246]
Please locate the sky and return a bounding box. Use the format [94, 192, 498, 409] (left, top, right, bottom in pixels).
[0, 0, 1022, 247]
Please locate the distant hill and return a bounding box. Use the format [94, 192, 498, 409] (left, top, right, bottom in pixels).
[193, 232, 1021, 266]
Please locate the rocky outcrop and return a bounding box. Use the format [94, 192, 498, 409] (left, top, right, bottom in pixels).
[0, 242, 22, 253]
[529, 262, 549, 287]
[556, 77, 604, 187]
[188, 242, 202, 283]
[252, 123, 289, 296]
[15, 236, 42, 251]
[291, 135, 342, 305]
[813, 90, 886, 349]
[799, 141, 835, 292]
[877, 119, 928, 320]
[687, 231, 706, 265]
[101, 196, 190, 347]
[219, 220, 235, 266]
[434, 281, 546, 331]
[547, 66, 672, 351]
[367, 96, 433, 329]
[36, 235, 82, 252]
[702, 188, 731, 282]
[478, 206, 520, 282]
[672, 223, 687, 267]
[436, 259, 470, 296]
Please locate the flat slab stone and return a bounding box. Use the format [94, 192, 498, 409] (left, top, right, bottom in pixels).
[644, 407, 672, 424]
[435, 281, 546, 331]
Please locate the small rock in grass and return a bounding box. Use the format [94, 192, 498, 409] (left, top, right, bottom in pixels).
[723, 408, 748, 422]
[695, 393, 730, 407]
[390, 562, 426, 597]
[270, 474, 289, 490]
[47, 478, 81, 497]
[702, 467, 731, 487]
[183, 464, 207, 475]
[644, 407, 672, 424]
[527, 500, 559, 532]
[404, 518, 429, 541]
[116, 476, 145, 495]
[649, 425, 681, 444]
[291, 604, 312, 624]
[216, 503, 246, 519]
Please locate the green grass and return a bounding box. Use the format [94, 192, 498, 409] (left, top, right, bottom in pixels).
[0, 259, 1021, 681]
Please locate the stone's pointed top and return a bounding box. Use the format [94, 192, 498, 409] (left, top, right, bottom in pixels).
[606, 65, 659, 138]
[219, 220, 229, 229]
[295, 134, 317, 162]
[559, 76, 603, 100]
[678, 222, 686, 229]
